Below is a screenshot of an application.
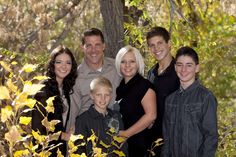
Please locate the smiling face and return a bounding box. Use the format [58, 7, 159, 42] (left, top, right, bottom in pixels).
[82, 35, 105, 70]
[175, 55, 199, 89]
[91, 85, 112, 114]
[120, 52, 138, 83]
[54, 53, 72, 86]
[148, 36, 171, 62]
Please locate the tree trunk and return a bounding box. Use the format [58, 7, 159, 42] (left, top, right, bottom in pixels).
[99, 0, 124, 58]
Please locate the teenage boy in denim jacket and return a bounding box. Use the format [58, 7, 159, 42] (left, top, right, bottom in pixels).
[162, 46, 218, 157]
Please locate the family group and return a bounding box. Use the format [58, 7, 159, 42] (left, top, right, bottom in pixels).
[32, 27, 218, 157]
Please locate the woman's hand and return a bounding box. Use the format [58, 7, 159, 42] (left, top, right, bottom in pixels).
[119, 130, 129, 139]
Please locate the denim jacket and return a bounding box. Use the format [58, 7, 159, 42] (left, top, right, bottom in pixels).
[162, 79, 218, 157]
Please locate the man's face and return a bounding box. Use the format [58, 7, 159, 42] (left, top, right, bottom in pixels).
[147, 36, 171, 61]
[82, 35, 105, 69]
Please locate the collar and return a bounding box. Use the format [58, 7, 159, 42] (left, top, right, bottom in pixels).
[88, 105, 113, 119]
[179, 79, 200, 94]
[78, 57, 113, 75]
[153, 57, 175, 76]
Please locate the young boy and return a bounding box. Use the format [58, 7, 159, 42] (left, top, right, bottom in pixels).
[74, 76, 127, 156]
[162, 46, 218, 157]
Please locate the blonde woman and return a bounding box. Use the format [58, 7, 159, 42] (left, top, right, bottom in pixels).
[115, 45, 157, 157]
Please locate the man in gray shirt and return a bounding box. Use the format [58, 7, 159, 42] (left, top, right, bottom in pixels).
[69, 28, 121, 131]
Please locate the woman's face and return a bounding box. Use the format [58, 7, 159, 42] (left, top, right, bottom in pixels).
[54, 53, 72, 85]
[120, 52, 138, 83]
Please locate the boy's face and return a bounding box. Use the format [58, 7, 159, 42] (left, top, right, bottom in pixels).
[90, 85, 112, 114]
[148, 35, 171, 61]
[175, 55, 199, 89]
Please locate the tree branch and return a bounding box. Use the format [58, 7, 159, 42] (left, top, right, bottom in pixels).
[19, 0, 82, 53]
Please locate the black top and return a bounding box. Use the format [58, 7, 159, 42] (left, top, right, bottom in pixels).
[31, 79, 70, 156]
[116, 73, 154, 156]
[75, 105, 127, 156]
[147, 58, 180, 137]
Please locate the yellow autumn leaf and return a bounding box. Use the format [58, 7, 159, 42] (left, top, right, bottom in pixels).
[41, 117, 60, 132]
[70, 153, 87, 157]
[13, 93, 36, 110]
[87, 131, 96, 142]
[154, 138, 163, 147]
[48, 131, 61, 141]
[56, 149, 64, 157]
[68, 141, 79, 153]
[23, 82, 45, 95]
[0, 61, 12, 72]
[38, 151, 51, 157]
[19, 116, 32, 125]
[21, 63, 38, 73]
[87, 131, 97, 148]
[45, 96, 55, 113]
[5, 125, 22, 144]
[109, 127, 116, 134]
[113, 136, 126, 143]
[111, 140, 120, 149]
[14, 149, 30, 157]
[33, 75, 49, 81]
[32, 130, 46, 143]
[23, 98, 36, 109]
[113, 150, 125, 157]
[99, 140, 110, 149]
[70, 134, 84, 142]
[6, 79, 17, 93]
[11, 61, 18, 65]
[1, 105, 13, 122]
[0, 86, 10, 100]
[92, 147, 102, 155]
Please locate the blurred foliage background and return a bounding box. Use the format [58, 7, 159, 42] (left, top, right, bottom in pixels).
[0, 0, 235, 156]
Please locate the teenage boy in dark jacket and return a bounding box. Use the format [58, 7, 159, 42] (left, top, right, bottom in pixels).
[146, 27, 180, 156]
[162, 46, 218, 157]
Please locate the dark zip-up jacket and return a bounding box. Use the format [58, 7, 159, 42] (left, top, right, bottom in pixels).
[75, 105, 128, 156]
[162, 79, 218, 157]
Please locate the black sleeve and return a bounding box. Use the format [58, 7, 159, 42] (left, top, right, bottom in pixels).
[31, 91, 47, 135]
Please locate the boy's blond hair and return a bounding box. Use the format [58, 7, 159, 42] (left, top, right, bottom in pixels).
[90, 76, 113, 93]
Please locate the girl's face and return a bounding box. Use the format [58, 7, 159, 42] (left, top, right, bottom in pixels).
[120, 52, 138, 83]
[90, 85, 112, 114]
[175, 55, 199, 89]
[54, 53, 72, 85]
